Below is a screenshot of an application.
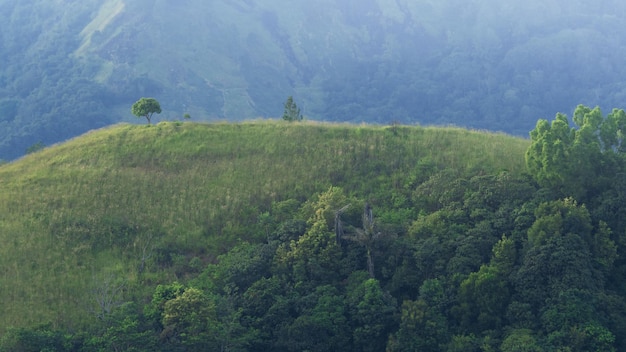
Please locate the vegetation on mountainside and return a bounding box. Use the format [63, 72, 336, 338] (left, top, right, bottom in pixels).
[2, 107, 626, 351]
[3, 0, 626, 159]
[0, 121, 526, 334]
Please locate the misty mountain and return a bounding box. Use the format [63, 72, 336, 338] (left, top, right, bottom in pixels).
[1, 0, 626, 159]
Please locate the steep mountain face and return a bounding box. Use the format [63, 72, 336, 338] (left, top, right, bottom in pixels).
[1, 0, 626, 159]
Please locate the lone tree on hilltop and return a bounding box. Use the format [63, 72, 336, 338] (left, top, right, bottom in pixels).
[282, 96, 303, 121]
[131, 97, 162, 124]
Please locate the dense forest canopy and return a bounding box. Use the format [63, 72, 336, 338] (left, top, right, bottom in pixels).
[2, 0, 626, 158]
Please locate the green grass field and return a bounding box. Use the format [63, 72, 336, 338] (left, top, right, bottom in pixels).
[0, 120, 529, 331]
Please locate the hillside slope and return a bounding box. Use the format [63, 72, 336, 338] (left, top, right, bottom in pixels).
[0, 121, 528, 331]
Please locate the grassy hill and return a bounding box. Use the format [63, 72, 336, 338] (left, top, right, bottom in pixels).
[0, 121, 529, 331]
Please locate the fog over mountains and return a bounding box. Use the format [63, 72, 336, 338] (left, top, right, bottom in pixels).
[1, 0, 626, 159]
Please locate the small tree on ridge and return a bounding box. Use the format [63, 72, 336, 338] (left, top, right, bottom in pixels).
[282, 96, 303, 122]
[131, 97, 162, 124]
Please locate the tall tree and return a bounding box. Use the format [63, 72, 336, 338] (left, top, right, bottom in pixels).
[348, 278, 397, 352]
[160, 287, 218, 349]
[346, 203, 382, 278]
[525, 105, 625, 201]
[282, 96, 302, 122]
[455, 236, 515, 333]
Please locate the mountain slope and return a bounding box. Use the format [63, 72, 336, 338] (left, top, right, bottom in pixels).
[0, 121, 528, 331]
[2, 0, 626, 159]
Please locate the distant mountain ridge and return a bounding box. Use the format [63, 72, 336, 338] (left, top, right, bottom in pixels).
[1, 0, 626, 159]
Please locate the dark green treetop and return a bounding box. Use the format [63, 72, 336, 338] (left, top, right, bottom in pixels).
[131, 98, 162, 124]
[525, 104, 626, 201]
[282, 96, 303, 122]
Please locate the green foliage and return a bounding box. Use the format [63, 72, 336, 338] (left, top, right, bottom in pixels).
[282, 96, 302, 122]
[347, 278, 397, 352]
[457, 264, 509, 333]
[203, 241, 271, 295]
[526, 105, 625, 200]
[445, 334, 481, 352]
[2, 119, 626, 351]
[527, 198, 593, 247]
[388, 278, 448, 351]
[282, 285, 350, 351]
[491, 235, 516, 274]
[541, 292, 616, 351]
[500, 329, 542, 352]
[144, 282, 186, 329]
[25, 141, 45, 154]
[454, 236, 516, 334]
[274, 217, 342, 289]
[390, 298, 448, 351]
[83, 302, 158, 352]
[131, 97, 162, 124]
[0, 121, 524, 332]
[592, 221, 618, 272]
[0, 324, 72, 352]
[513, 234, 600, 319]
[161, 287, 217, 349]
